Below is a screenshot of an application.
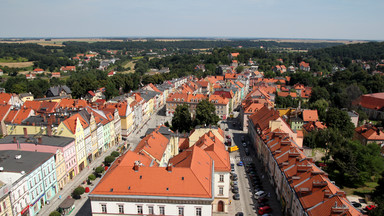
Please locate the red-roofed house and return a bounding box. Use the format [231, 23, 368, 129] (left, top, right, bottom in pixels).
[299, 61, 310, 71]
[51, 72, 61, 78]
[26, 73, 36, 79]
[90, 145, 214, 215]
[0, 104, 12, 136]
[107, 71, 116, 77]
[209, 94, 229, 119]
[354, 92, 384, 120]
[354, 123, 384, 146]
[302, 110, 319, 123]
[60, 66, 76, 72]
[33, 68, 44, 74]
[247, 106, 361, 216]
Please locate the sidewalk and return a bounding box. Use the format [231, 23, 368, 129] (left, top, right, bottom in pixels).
[37, 144, 119, 216]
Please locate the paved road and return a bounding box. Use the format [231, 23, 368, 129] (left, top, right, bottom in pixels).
[225, 117, 283, 216]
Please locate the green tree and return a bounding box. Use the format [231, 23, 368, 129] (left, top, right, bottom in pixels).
[105, 81, 119, 100]
[94, 166, 104, 177]
[88, 174, 96, 181]
[310, 99, 329, 121]
[104, 156, 116, 166]
[111, 151, 120, 157]
[171, 104, 192, 133]
[309, 86, 330, 103]
[236, 65, 244, 73]
[49, 211, 61, 216]
[194, 99, 220, 126]
[325, 107, 355, 138]
[72, 186, 85, 199]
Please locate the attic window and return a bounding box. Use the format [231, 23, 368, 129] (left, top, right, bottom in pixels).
[140, 175, 142, 179]
[181, 177, 184, 180]
[166, 187, 169, 191]
[110, 188, 113, 192]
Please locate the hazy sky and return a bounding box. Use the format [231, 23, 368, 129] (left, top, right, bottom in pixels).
[1, 0, 383, 40]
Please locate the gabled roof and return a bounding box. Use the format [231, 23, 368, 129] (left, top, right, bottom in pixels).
[278, 91, 297, 98]
[12, 108, 34, 124]
[208, 94, 229, 105]
[58, 98, 88, 109]
[23, 100, 41, 112]
[0, 93, 12, 105]
[303, 121, 327, 132]
[302, 110, 319, 122]
[307, 194, 362, 216]
[91, 145, 213, 199]
[355, 124, 384, 141]
[62, 113, 89, 134]
[38, 101, 59, 113]
[134, 131, 170, 162]
[354, 93, 384, 111]
[4, 109, 18, 124]
[249, 106, 280, 131]
[0, 105, 12, 121]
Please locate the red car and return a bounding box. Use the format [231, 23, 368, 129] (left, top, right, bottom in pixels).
[365, 205, 377, 211]
[258, 206, 272, 215]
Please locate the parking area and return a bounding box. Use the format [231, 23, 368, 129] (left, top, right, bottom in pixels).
[225, 118, 282, 216]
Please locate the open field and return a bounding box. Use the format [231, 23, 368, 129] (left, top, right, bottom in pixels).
[343, 181, 378, 197]
[0, 61, 34, 68]
[254, 38, 368, 44]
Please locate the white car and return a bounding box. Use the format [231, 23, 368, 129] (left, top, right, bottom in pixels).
[254, 191, 266, 199]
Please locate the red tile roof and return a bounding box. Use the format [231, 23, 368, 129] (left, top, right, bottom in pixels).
[355, 124, 384, 141]
[0, 105, 12, 121]
[307, 194, 362, 216]
[230, 53, 240, 57]
[4, 109, 18, 123]
[23, 100, 41, 112]
[62, 113, 89, 134]
[302, 110, 319, 122]
[0, 93, 12, 105]
[33, 68, 44, 72]
[354, 93, 384, 110]
[303, 121, 327, 132]
[134, 131, 170, 162]
[91, 145, 213, 198]
[249, 106, 280, 131]
[12, 108, 34, 124]
[38, 101, 59, 113]
[278, 91, 297, 98]
[208, 94, 229, 105]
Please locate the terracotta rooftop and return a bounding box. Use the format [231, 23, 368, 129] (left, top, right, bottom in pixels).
[134, 131, 170, 162]
[302, 110, 319, 122]
[355, 124, 384, 141]
[91, 145, 213, 199]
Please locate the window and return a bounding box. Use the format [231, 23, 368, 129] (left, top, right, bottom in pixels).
[219, 175, 224, 182]
[196, 207, 202, 216]
[2, 201, 6, 209]
[159, 206, 165, 215]
[137, 206, 143, 214]
[118, 204, 124, 214]
[148, 206, 154, 214]
[101, 204, 107, 213]
[178, 207, 184, 215]
[219, 187, 224, 195]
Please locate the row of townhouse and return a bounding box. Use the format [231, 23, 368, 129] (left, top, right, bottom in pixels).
[165, 75, 249, 118]
[247, 106, 362, 216]
[89, 126, 231, 216]
[2, 102, 121, 191]
[0, 150, 58, 216]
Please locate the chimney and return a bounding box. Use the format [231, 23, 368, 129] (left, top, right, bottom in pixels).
[47, 125, 52, 136]
[43, 115, 47, 122]
[23, 128, 28, 138]
[38, 137, 42, 144]
[133, 164, 139, 172]
[166, 163, 173, 172]
[13, 137, 16, 143]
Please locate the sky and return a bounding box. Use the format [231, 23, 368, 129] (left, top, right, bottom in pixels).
[1, 0, 383, 40]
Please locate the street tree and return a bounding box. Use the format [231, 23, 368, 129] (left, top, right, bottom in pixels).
[325, 107, 355, 138]
[171, 104, 192, 133]
[194, 99, 220, 126]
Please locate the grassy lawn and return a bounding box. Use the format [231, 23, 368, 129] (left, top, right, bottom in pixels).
[343, 181, 378, 197]
[0, 62, 34, 68]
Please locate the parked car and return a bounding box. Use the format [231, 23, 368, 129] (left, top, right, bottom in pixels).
[233, 193, 240, 200]
[351, 201, 362, 208]
[231, 176, 238, 181]
[258, 197, 269, 203]
[258, 206, 272, 215]
[232, 186, 239, 193]
[235, 213, 244, 216]
[231, 181, 238, 186]
[231, 163, 235, 172]
[255, 191, 266, 199]
[365, 205, 377, 211]
[226, 135, 231, 139]
[237, 161, 244, 166]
